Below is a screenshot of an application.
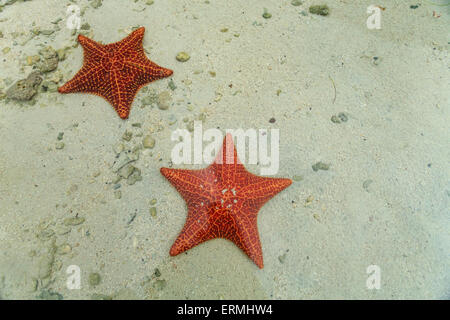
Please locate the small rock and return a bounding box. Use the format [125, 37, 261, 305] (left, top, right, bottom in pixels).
[38, 47, 59, 73]
[126, 167, 142, 185]
[122, 130, 133, 141]
[337, 112, 348, 122]
[57, 244, 72, 255]
[363, 179, 373, 192]
[56, 48, 69, 61]
[114, 190, 122, 199]
[309, 5, 329, 16]
[372, 56, 382, 66]
[118, 164, 136, 179]
[278, 252, 287, 264]
[149, 207, 157, 217]
[26, 55, 40, 66]
[63, 217, 85, 226]
[143, 135, 156, 149]
[168, 79, 177, 90]
[113, 143, 125, 154]
[80, 23, 91, 30]
[331, 115, 341, 124]
[291, 0, 303, 6]
[90, 0, 103, 9]
[89, 273, 101, 286]
[157, 91, 171, 110]
[312, 162, 330, 172]
[176, 52, 190, 62]
[6, 71, 42, 101]
[55, 142, 65, 150]
[262, 9, 272, 19]
[305, 195, 314, 206]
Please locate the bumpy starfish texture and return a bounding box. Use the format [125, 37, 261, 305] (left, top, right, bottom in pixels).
[58, 27, 173, 119]
[161, 134, 292, 268]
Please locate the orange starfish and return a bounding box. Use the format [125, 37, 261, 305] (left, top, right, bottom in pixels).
[58, 27, 173, 119]
[161, 134, 292, 268]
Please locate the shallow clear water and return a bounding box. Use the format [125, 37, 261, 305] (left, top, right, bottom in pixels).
[0, 0, 448, 299]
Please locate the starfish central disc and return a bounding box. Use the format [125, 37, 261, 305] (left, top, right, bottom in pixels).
[102, 52, 125, 72]
[58, 27, 173, 119]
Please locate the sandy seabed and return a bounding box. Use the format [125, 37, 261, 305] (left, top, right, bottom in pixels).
[0, 0, 449, 299]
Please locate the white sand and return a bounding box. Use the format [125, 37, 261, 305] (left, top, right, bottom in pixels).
[0, 0, 448, 299]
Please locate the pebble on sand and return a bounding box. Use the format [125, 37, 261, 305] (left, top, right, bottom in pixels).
[176, 52, 190, 62]
[309, 5, 329, 16]
[55, 142, 65, 150]
[312, 161, 330, 172]
[89, 273, 101, 286]
[6, 71, 42, 101]
[38, 46, 59, 73]
[122, 130, 133, 141]
[126, 167, 142, 185]
[157, 91, 172, 110]
[262, 8, 272, 19]
[143, 135, 156, 149]
[63, 217, 85, 226]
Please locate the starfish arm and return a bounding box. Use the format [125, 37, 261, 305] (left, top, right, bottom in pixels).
[232, 211, 264, 268]
[160, 168, 216, 203]
[113, 27, 146, 54]
[169, 207, 214, 256]
[78, 34, 107, 59]
[107, 69, 140, 119]
[211, 133, 245, 184]
[126, 58, 173, 85]
[58, 63, 106, 94]
[238, 176, 292, 211]
[170, 204, 264, 268]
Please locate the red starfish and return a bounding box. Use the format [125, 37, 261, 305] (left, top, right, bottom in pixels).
[58, 27, 173, 119]
[161, 134, 292, 268]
